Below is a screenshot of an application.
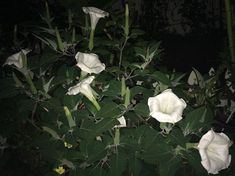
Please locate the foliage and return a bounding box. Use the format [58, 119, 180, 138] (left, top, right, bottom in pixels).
[0, 1, 235, 176]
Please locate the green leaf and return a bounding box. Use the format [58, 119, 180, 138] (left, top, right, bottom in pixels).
[91, 118, 118, 138]
[179, 106, 213, 136]
[128, 156, 142, 176]
[108, 152, 127, 176]
[135, 126, 173, 164]
[159, 156, 181, 176]
[55, 27, 64, 51]
[151, 71, 172, 86]
[42, 126, 61, 140]
[134, 103, 149, 117]
[63, 95, 81, 111]
[130, 86, 153, 101]
[103, 80, 121, 97]
[168, 128, 189, 147]
[96, 101, 122, 119]
[80, 140, 106, 164]
[186, 150, 208, 176]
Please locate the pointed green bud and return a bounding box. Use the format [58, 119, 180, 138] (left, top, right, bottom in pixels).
[124, 87, 130, 108]
[55, 27, 64, 52]
[121, 77, 126, 97]
[63, 106, 76, 128]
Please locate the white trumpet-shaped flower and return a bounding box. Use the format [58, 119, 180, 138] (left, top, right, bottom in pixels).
[75, 52, 105, 74]
[148, 89, 186, 123]
[83, 7, 109, 30]
[3, 49, 30, 69]
[67, 76, 100, 110]
[198, 130, 231, 174]
[67, 76, 95, 98]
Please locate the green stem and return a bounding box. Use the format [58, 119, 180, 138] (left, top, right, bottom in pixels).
[186, 143, 198, 150]
[89, 29, 95, 51]
[25, 72, 37, 94]
[124, 4, 129, 37]
[91, 97, 101, 111]
[119, 37, 128, 68]
[225, 0, 235, 62]
[79, 70, 88, 81]
[114, 128, 120, 145]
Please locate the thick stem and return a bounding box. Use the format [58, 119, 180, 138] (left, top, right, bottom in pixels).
[119, 37, 128, 68]
[124, 4, 129, 37]
[186, 143, 198, 150]
[114, 128, 120, 145]
[89, 29, 95, 51]
[79, 70, 88, 81]
[225, 0, 235, 62]
[91, 97, 101, 111]
[25, 72, 37, 94]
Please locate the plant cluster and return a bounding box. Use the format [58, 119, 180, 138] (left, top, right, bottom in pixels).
[0, 2, 235, 176]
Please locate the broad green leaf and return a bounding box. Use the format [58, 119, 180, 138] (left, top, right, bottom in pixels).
[134, 103, 149, 117]
[96, 101, 122, 119]
[168, 128, 189, 147]
[151, 71, 172, 86]
[128, 156, 142, 176]
[108, 152, 127, 176]
[159, 156, 181, 176]
[179, 106, 213, 136]
[103, 80, 121, 97]
[186, 150, 208, 176]
[130, 86, 153, 101]
[80, 140, 106, 164]
[63, 95, 81, 111]
[40, 97, 62, 112]
[134, 126, 173, 164]
[87, 165, 108, 176]
[89, 118, 118, 139]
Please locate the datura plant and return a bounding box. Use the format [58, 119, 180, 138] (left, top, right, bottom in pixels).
[0, 2, 234, 176]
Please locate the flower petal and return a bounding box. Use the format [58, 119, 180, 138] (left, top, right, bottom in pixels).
[75, 52, 105, 74]
[198, 130, 231, 174]
[148, 89, 186, 123]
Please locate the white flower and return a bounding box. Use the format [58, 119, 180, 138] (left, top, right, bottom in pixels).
[67, 76, 95, 100]
[83, 7, 109, 30]
[208, 67, 215, 76]
[198, 130, 231, 174]
[148, 89, 186, 123]
[114, 116, 127, 128]
[187, 71, 198, 85]
[75, 52, 105, 74]
[3, 49, 30, 69]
